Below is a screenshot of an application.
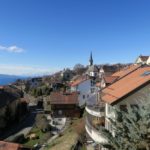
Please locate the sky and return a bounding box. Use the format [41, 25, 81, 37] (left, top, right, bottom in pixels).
[0, 0, 150, 76]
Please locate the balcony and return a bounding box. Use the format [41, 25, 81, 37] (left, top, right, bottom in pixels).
[85, 117, 107, 144]
[86, 93, 97, 106]
[86, 105, 105, 117]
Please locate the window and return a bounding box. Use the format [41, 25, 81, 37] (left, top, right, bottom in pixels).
[47, 101, 50, 105]
[83, 95, 85, 99]
[91, 88, 94, 93]
[58, 110, 62, 115]
[91, 80, 95, 86]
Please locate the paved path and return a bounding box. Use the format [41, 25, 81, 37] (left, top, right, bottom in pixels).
[5, 127, 32, 142]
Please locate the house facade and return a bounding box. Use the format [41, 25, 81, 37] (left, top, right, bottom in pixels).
[70, 75, 98, 107]
[50, 92, 81, 117]
[135, 55, 150, 65]
[50, 92, 80, 117]
[85, 65, 150, 150]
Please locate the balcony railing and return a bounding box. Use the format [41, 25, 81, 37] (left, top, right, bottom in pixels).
[85, 117, 107, 144]
[86, 105, 105, 117]
[86, 93, 97, 106]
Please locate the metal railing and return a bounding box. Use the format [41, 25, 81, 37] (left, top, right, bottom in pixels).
[86, 105, 105, 112]
[85, 116, 107, 144]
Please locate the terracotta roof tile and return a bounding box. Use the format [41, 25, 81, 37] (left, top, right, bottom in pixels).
[102, 66, 150, 104]
[112, 64, 141, 78]
[50, 92, 79, 104]
[70, 76, 89, 87]
[104, 76, 119, 84]
[0, 86, 4, 90]
[0, 141, 21, 150]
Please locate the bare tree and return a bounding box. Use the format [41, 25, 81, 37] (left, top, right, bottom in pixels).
[73, 64, 86, 75]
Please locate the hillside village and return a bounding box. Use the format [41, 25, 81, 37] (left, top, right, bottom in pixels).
[0, 54, 150, 150]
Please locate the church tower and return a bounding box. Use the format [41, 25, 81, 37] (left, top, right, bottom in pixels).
[89, 52, 93, 66]
[86, 52, 99, 78]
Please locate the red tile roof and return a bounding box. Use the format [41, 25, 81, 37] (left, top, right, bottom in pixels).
[102, 66, 150, 104]
[112, 64, 141, 79]
[96, 65, 141, 88]
[104, 76, 119, 84]
[0, 86, 4, 90]
[0, 141, 21, 150]
[50, 92, 79, 104]
[70, 76, 89, 87]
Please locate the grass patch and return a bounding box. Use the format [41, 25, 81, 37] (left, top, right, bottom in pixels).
[22, 127, 51, 148]
[81, 145, 87, 150]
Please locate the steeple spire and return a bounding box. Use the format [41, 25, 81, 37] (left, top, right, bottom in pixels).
[89, 52, 93, 66]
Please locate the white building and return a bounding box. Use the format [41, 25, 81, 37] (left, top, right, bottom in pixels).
[135, 55, 150, 65]
[70, 76, 97, 107]
[85, 65, 150, 150]
[70, 52, 105, 107]
[99, 67, 105, 79]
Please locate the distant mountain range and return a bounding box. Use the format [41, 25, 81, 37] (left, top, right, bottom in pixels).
[0, 74, 26, 85]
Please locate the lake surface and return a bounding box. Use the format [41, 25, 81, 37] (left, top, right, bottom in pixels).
[0, 75, 25, 85]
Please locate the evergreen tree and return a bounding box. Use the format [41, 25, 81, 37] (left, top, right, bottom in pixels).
[99, 104, 150, 150]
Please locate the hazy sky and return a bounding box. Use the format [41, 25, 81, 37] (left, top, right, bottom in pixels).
[0, 0, 150, 75]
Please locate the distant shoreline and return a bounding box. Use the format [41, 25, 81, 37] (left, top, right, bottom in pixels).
[0, 75, 26, 86]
